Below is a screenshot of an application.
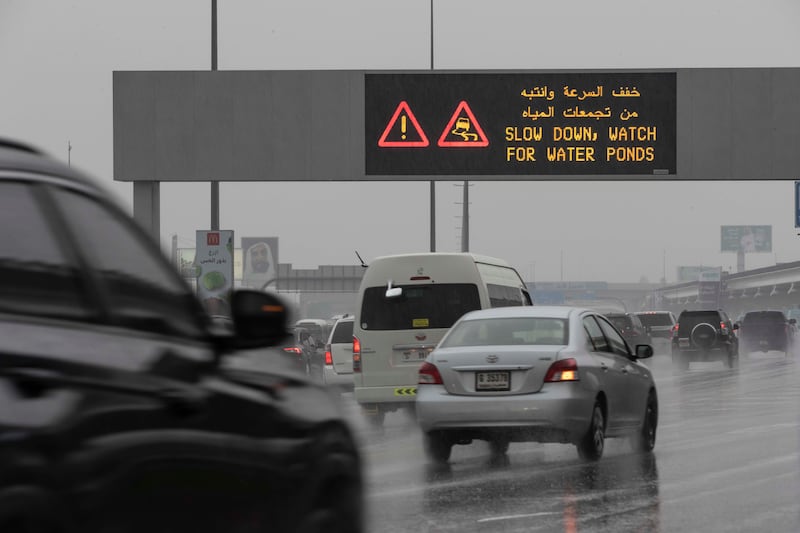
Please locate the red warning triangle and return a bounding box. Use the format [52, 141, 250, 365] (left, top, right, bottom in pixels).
[377, 101, 429, 147]
[437, 101, 489, 147]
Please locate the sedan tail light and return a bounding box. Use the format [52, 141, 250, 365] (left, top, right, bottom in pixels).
[324, 344, 333, 365]
[283, 346, 303, 356]
[544, 358, 579, 382]
[418, 362, 443, 385]
[352, 336, 361, 373]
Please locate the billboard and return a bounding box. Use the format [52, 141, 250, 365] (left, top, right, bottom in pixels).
[195, 230, 235, 316]
[676, 266, 721, 282]
[366, 72, 676, 176]
[241, 237, 279, 290]
[720, 225, 772, 253]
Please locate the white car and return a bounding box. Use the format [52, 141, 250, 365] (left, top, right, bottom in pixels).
[416, 306, 657, 463]
[323, 316, 355, 391]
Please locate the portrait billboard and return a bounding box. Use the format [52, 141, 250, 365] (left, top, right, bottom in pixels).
[242, 237, 279, 290]
[195, 230, 235, 316]
[720, 225, 772, 253]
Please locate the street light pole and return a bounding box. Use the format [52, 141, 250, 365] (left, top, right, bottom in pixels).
[429, 0, 436, 252]
[210, 0, 220, 231]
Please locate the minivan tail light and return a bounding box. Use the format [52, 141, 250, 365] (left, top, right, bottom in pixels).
[418, 362, 443, 385]
[352, 336, 361, 373]
[324, 344, 333, 366]
[544, 358, 579, 382]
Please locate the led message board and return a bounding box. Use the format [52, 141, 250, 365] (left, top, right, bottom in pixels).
[365, 72, 676, 176]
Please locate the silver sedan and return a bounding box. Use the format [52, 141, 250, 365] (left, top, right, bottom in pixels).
[415, 306, 657, 462]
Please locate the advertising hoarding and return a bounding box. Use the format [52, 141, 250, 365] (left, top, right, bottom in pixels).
[720, 225, 772, 253]
[195, 230, 235, 316]
[241, 237, 279, 290]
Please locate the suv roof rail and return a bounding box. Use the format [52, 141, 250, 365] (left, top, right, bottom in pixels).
[0, 138, 41, 154]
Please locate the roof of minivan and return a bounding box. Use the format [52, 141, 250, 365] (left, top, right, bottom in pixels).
[369, 252, 511, 266]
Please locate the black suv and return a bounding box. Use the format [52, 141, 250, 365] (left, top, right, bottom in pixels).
[0, 140, 363, 532]
[672, 309, 739, 370]
[737, 310, 796, 355]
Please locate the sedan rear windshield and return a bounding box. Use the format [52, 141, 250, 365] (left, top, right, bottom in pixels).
[440, 317, 569, 348]
[360, 284, 480, 330]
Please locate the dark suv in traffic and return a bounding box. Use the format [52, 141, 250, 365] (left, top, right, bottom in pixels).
[672, 309, 739, 370]
[0, 139, 364, 532]
[737, 310, 795, 355]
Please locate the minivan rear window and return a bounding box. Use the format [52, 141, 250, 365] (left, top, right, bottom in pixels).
[360, 284, 481, 330]
[331, 320, 354, 343]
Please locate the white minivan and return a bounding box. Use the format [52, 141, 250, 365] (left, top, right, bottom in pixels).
[352, 253, 532, 426]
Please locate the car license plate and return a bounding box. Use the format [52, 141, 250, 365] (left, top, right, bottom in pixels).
[476, 371, 510, 391]
[679, 338, 690, 348]
[400, 350, 427, 362]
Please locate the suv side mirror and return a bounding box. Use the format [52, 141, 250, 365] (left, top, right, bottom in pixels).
[228, 290, 290, 348]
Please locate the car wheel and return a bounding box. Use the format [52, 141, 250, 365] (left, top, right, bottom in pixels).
[489, 437, 510, 456]
[577, 401, 605, 461]
[298, 428, 363, 533]
[364, 407, 385, 429]
[672, 350, 689, 371]
[424, 431, 453, 463]
[634, 391, 658, 453]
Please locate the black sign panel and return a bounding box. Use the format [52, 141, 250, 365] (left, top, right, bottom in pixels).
[365, 72, 676, 176]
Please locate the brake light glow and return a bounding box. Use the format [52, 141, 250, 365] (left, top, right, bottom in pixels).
[324, 344, 333, 366]
[544, 358, 579, 382]
[352, 336, 361, 373]
[283, 346, 302, 356]
[409, 276, 431, 281]
[418, 361, 443, 385]
[720, 322, 727, 331]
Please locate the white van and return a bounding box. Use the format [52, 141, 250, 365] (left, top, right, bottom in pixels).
[353, 253, 532, 426]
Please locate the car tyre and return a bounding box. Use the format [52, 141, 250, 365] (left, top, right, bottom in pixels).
[365, 408, 385, 429]
[577, 401, 604, 461]
[634, 391, 658, 453]
[424, 431, 453, 463]
[489, 437, 510, 457]
[672, 350, 689, 371]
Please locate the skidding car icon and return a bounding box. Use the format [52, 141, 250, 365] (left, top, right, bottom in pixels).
[451, 117, 479, 141]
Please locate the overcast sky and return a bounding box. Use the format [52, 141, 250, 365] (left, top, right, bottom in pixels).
[2, 0, 800, 283]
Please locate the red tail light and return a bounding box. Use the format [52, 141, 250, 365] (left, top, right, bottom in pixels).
[324, 344, 333, 366]
[352, 336, 361, 373]
[672, 323, 679, 337]
[720, 322, 727, 331]
[544, 358, 579, 382]
[418, 361, 443, 385]
[283, 346, 302, 356]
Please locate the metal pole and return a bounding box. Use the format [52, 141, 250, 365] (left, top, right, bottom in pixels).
[461, 180, 469, 252]
[210, 0, 220, 231]
[429, 0, 436, 252]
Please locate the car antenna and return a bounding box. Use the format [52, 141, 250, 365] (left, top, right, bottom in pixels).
[355, 250, 368, 268]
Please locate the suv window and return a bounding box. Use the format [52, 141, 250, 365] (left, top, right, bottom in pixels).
[360, 283, 481, 330]
[49, 187, 205, 338]
[742, 311, 786, 324]
[0, 182, 92, 319]
[331, 320, 354, 343]
[607, 314, 635, 333]
[677, 310, 724, 331]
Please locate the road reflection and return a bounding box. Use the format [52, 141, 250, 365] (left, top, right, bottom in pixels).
[420, 450, 660, 532]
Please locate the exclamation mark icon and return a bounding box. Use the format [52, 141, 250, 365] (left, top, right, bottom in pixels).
[401, 115, 407, 140]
